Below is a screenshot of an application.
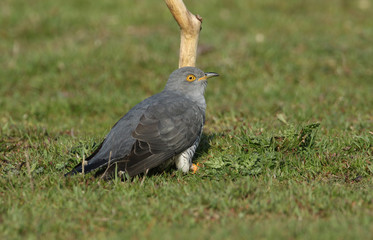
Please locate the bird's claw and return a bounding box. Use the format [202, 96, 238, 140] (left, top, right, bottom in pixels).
[191, 163, 201, 174]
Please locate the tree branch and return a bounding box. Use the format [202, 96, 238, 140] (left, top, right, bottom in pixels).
[164, 0, 202, 68]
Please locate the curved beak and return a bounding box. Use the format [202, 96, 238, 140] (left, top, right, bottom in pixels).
[198, 72, 219, 81]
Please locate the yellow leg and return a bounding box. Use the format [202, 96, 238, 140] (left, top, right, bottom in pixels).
[190, 163, 201, 174]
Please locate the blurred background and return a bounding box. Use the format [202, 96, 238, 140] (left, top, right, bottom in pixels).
[1, 0, 372, 135]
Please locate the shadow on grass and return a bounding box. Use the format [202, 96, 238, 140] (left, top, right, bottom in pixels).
[195, 132, 215, 159]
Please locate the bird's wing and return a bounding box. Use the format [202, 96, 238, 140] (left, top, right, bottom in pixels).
[125, 99, 204, 176]
[64, 97, 153, 176]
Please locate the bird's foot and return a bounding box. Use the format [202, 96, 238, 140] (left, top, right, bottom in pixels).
[190, 163, 201, 174]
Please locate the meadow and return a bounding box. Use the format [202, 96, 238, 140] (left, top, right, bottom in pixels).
[1, 0, 372, 239]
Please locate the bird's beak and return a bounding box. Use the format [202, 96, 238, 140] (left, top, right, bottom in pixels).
[198, 72, 219, 81]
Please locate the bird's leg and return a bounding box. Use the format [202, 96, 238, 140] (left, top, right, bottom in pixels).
[190, 163, 201, 174]
[175, 137, 200, 173]
[175, 152, 191, 173]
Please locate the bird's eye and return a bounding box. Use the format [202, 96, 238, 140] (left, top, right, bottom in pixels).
[186, 74, 196, 82]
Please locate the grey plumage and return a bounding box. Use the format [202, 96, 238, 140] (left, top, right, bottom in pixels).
[65, 67, 218, 178]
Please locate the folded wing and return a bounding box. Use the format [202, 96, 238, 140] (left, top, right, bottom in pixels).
[126, 99, 204, 176]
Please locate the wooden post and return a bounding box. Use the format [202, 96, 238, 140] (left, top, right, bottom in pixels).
[164, 0, 202, 68]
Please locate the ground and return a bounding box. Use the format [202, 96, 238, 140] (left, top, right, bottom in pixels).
[1, 0, 372, 239]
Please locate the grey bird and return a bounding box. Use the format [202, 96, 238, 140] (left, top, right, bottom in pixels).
[65, 67, 219, 178]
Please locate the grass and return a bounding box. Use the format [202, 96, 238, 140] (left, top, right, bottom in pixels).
[1, 0, 373, 239]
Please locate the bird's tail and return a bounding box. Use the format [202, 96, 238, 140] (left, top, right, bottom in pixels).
[64, 141, 107, 176]
[64, 158, 109, 176]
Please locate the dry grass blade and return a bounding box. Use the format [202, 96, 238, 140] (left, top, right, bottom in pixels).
[24, 152, 34, 191]
[100, 151, 112, 180]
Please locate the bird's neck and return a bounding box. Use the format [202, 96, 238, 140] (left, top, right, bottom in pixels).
[187, 94, 206, 111]
[163, 89, 207, 111]
[184, 84, 207, 111]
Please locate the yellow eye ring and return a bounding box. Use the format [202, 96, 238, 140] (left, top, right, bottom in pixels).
[186, 74, 196, 82]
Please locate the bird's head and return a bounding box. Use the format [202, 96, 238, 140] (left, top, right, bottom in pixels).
[164, 67, 219, 98]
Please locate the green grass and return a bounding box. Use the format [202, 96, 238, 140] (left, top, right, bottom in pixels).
[1, 0, 373, 239]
